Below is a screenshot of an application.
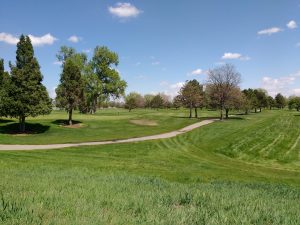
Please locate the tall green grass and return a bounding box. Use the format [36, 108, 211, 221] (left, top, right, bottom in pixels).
[0, 109, 300, 224]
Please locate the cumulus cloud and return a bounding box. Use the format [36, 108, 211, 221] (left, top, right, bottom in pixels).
[261, 70, 300, 96]
[0, 32, 19, 44]
[108, 3, 142, 18]
[28, 33, 57, 46]
[187, 68, 206, 76]
[68, 35, 81, 43]
[287, 20, 297, 29]
[0, 32, 57, 46]
[159, 81, 185, 97]
[257, 27, 283, 35]
[221, 52, 250, 61]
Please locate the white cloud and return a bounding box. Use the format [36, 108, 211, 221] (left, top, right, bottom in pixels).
[108, 3, 142, 18]
[28, 33, 57, 46]
[187, 68, 205, 76]
[53, 61, 62, 66]
[152, 61, 160, 65]
[292, 88, 300, 96]
[48, 86, 57, 99]
[261, 70, 300, 96]
[68, 35, 81, 43]
[0, 33, 57, 46]
[83, 49, 91, 53]
[159, 81, 185, 97]
[221, 52, 250, 61]
[257, 27, 283, 35]
[0, 32, 19, 45]
[287, 20, 297, 29]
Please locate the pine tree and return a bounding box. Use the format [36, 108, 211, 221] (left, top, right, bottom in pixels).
[8, 35, 52, 132]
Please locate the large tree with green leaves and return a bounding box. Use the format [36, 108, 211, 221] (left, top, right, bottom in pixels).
[7, 35, 52, 132]
[56, 58, 84, 125]
[275, 93, 286, 109]
[89, 46, 127, 110]
[179, 79, 204, 118]
[125, 92, 144, 112]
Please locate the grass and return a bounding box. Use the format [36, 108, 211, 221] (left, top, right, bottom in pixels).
[0, 108, 218, 144]
[0, 109, 300, 224]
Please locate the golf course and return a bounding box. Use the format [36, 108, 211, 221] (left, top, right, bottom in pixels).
[1, 1, 300, 224]
[0, 109, 300, 224]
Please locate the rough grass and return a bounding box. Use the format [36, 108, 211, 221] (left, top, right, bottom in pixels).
[0, 109, 300, 224]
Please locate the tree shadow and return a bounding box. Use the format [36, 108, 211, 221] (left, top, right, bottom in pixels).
[0, 123, 50, 134]
[294, 114, 300, 117]
[0, 118, 14, 123]
[51, 119, 82, 126]
[226, 117, 245, 120]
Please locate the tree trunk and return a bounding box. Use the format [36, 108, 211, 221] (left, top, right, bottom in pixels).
[189, 105, 192, 118]
[68, 109, 73, 125]
[194, 107, 198, 118]
[255, 108, 257, 113]
[225, 108, 229, 119]
[220, 107, 224, 120]
[19, 116, 25, 133]
[259, 107, 262, 112]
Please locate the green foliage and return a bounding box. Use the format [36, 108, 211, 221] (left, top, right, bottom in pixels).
[151, 94, 164, 110]
[125, 92, 144, 111]
[179, 79, 204, 117]
[275, 93, 286, 109]
[91, 46, 127, 100]
[6, 35, 52, 132]
[56, 59, 84, 125]
[288, 96, 300, 111]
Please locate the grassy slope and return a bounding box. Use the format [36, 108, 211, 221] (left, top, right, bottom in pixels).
[0, 109, 218, 144]
[0, 110, 300, 224]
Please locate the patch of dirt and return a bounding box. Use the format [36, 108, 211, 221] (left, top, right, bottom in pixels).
[12, 133, 30, 136]
[130, 119, 158, 126]
[60, 123, 85, 129]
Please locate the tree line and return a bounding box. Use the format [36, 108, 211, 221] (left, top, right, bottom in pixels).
[124, 64, 290, 120]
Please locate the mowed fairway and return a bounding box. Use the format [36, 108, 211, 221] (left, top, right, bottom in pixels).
[0, 110, 300, 224]
[0, 109, 217, 144]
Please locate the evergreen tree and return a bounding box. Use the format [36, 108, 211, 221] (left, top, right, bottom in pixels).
[56, 58, 84, 125]
[8, 35, 52, 132]
[0, 59, 10, 117]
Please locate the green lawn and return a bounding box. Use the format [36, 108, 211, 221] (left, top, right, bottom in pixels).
[0, 108, 218, 144]
[0, 109, 300, 224]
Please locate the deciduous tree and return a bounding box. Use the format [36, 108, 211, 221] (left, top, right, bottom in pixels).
[56, 59, 84, 125]
[206, 64, 241, 120]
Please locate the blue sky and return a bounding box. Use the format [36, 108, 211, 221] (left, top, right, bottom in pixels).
[1, 0, 300, 98]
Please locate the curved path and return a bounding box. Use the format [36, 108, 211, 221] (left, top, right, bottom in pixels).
[0, 119, 217, 151]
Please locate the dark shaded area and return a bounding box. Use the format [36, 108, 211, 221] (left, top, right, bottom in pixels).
[0, 118, 14, 123]
[51, 119, 82, 126]
[226, 117, 245, 120]
[294, 114, 300, 117]
[171, 116, 220, 120]
[0, 123, 50, 134]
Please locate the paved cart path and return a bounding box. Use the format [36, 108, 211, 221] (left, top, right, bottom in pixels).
[0, 119, 218, 151]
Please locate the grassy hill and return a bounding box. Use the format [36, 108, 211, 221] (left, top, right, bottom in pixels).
[0, 109, 299, 224]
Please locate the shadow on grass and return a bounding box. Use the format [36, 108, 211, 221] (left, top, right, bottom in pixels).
[0, 123, 50, 134]
[0, 118, 14, 123]
[171, 116, 220, 120]
[51, 119, 82, 126]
